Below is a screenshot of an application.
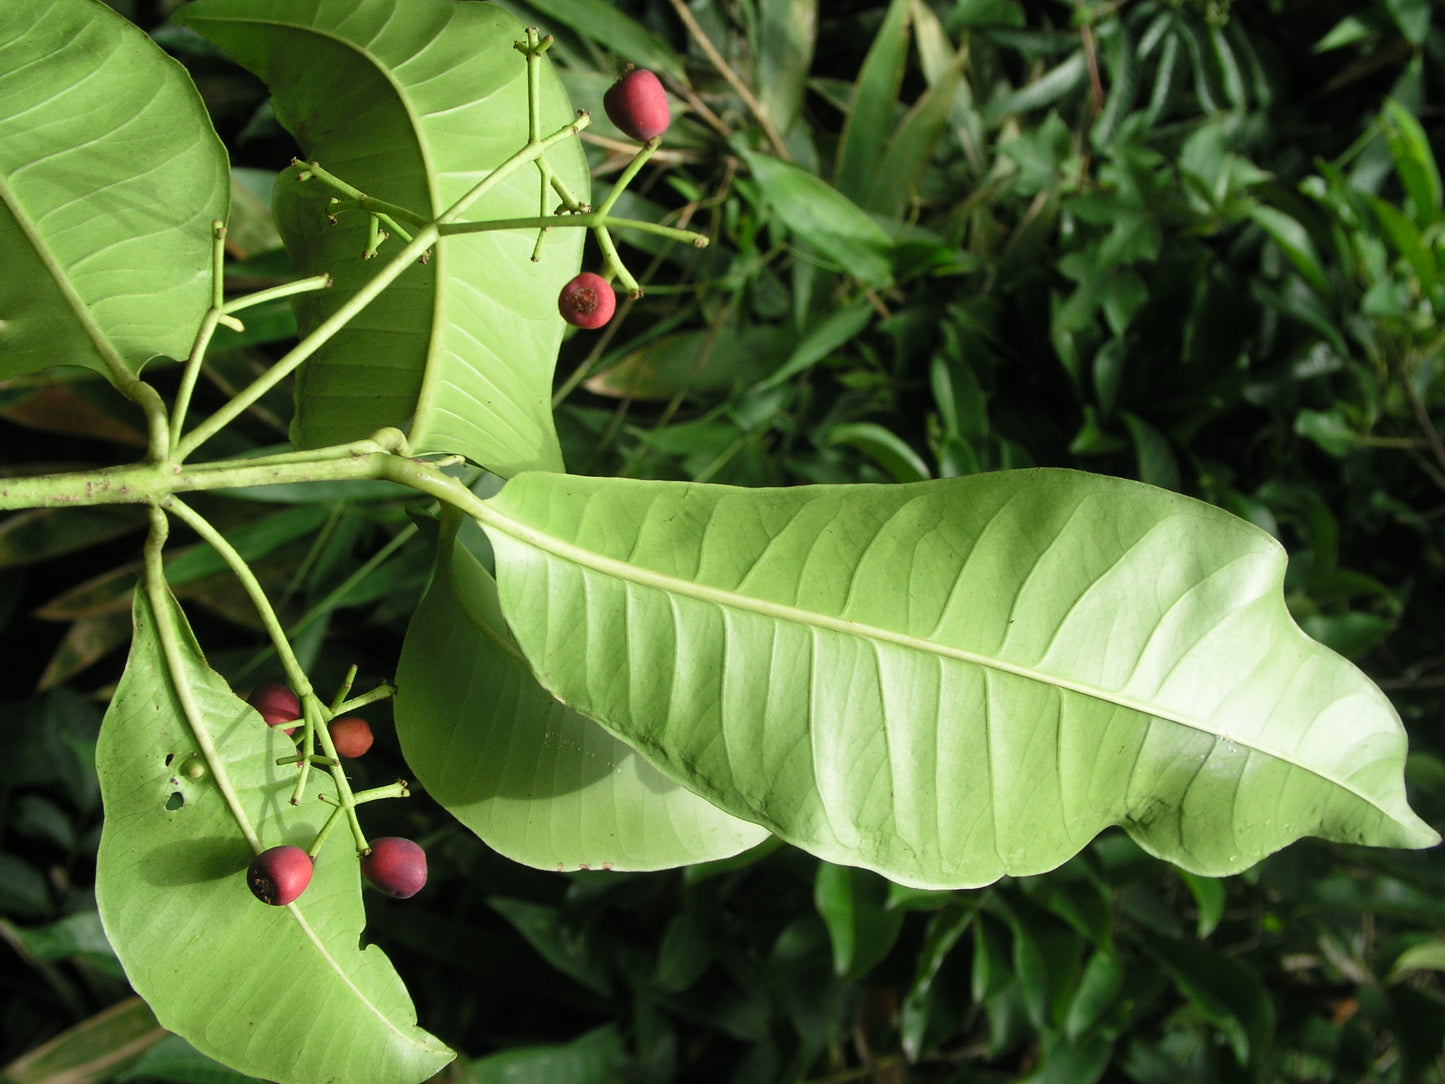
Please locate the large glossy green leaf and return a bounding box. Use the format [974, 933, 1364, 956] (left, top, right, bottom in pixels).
[177, 0, 586, 476]
[0, 0, 228, 382]
[95, 584, 453, 1084]
[395, 515, 768, 871]
[475, 469, 1438, 889]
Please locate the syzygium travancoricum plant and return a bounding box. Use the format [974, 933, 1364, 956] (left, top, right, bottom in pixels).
[0, 1, 1435, 1082]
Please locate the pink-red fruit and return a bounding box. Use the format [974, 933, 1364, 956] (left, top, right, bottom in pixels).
[558, 272, 616, 329]
[248, 683, 300, 735]
[328, 716, 374, 758]
[604, 68, 670, 142]
[360, 837, 427, 899]
[247, 845, 313, 906]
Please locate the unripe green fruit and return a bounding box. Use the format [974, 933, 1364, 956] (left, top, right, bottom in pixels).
[248, 683, 300, 735]
[558, 272, 616, 329]
[360, 837, 427, 899]
[328, 716, 373, 758]
[604, 68, 670, 142]
[247, 845, 313, 906]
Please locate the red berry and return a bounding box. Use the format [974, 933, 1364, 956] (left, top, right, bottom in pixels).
[328, 716, 374, 758]
[248, 683, 300, 735]
[558, 272, 616, 329]
[247, 845, 313, 906]
[360, 837, 427, 899]
[604, 68, 670, 142]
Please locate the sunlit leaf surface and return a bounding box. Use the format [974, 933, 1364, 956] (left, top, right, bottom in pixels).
[396, 516, 769, 871]
[95, 585, 453, 1084]
[477, 469, 1438, 888]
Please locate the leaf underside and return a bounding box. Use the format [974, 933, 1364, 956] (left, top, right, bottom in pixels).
[177, 0, 585, 476]
[396, 515, 769, 871]
[95, 585, 453, 1084]
[0, 0, 228, 381]
[479, 468, 1438, 889]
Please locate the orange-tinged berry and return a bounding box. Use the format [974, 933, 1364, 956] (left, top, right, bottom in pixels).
[328, 716, 374, 758]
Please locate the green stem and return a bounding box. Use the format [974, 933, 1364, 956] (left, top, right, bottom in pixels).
[170, 308, 226, 454]
[590, 140, 664, 297]
[164, 498, 316, 702]
[439, 111, 589, 227]
[174, 116, 587, 464]
[350, 781, 410, 805]
[233, 523, 419, 681]
[0, 446, 392, 511]
[0, 440, 496, 538]
[333, 683, 396, 716]
[330, 665, 359, 714]
[595, 224, 639, 297]
[161, 498, 365, 814]
[306, 803, 348, 860]
[174, 228, 440, 463]
[297, 161, 430, 229]
[439, 213, 706, 248]
[304, 700, 368, 847]
[596, 140, 660, 218]
[221, 273, 333, 316]
[140, 506, 263, 852]
[168, 222, 234, 452]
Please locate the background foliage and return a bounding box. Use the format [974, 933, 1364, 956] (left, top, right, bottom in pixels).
[2, 0, 1444, 1081]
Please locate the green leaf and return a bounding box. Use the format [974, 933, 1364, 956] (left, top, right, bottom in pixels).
[1389, 938, 1445, 983]
[814, 862, 905, 979]
[178, 0, 586, 476]
[0, 997, 166, 1084]
[756, 300, 875, 389]
[0, 505, 146, 569]
[1247, 204, 1332, 299]
[1365, 193, 1437, 291]
[1063, 949, 1124, 1042]
[464, 1025, 626, 1084]
[1382, 98, 1442, 226]
[95, 583, 453, 1084]
[756, 0, 817, 137]
[394, 515, 768, 873]
[833, 0, 913, 208]
[113, 1033, 264, 1084]
[1384, 0, 1432, 47]
[827, 422, 932, 482]
[737, 147, 896, 287]
[868, 51, 968, 217]
[1178, 870, 1227, 938]
[1140, 931, 1274, 1066]
[475, 469, 1438, 889]
[0, 0, 228, 382]
[986, 52, 1088, 120]
[517, 0, 684, 80]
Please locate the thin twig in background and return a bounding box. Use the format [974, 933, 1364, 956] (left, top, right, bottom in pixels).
[663, 0, 791, 160]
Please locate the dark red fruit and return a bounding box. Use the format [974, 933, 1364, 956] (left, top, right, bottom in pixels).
[360, 837, 427, 899]
[604, 68, 670, 142]
[558, 272, 616, 329]
[248, 683, 301, 735]
[247, 845, 313, 906]
[328, 716, 374, 759]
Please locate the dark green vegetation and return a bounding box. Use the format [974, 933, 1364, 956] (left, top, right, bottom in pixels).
[2, 0, 1444, 1081]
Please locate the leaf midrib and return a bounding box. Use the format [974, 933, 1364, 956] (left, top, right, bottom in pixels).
[484, 501, 1396, 818]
